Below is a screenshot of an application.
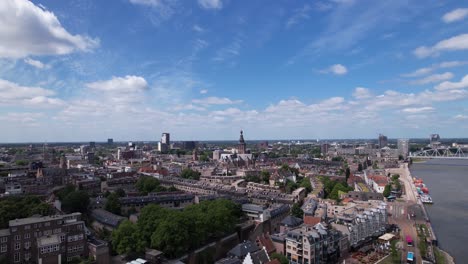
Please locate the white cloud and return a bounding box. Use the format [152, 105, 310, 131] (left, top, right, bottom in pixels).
[435, 74, 468, 90]
[286, 5, 311, 29]
[353, 87, 372, 99]
[410, 72, 454, 85]
[193, 25, 204, 33]
[192, 96, 242, 105]
[454, 114, 468, 120]
[86, 75, 148, 92]
[213, 35, 242, 62]
[402, 61, 468, 77]
[198, 0, 223, 10]
[0, 112, 44, 123]
[442, 8, 468, 23]
[128, 0, 179, 26]
[0, 78, 63, 107]
[414, 34, 468, 58]
[0, 0, 98, 58]
[322, 64, 348, 75]
[24, 58, 48, 69]
[402, 107, 434, 114]
[200, 89, 208, 94]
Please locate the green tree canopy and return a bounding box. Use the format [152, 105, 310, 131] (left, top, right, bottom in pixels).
[105, 193, 121, 215]
[111, 220, 144, 255]
[136, 176, 165, 195]
[0, 196, 53, 228]
[291, 203, 303, 218]
[61, 191, 90, 214]
[115, 188, 126, 197]
[180, 168, 201, 180]
[271, 253, 289, 264]
[383, 184, 392, 197]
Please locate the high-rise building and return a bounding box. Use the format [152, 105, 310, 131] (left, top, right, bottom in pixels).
[238, 130, 246, 154]
[321, 143, 330, 156]
[161, 133, 170, 145]
[378, 134, 388, 148]
[107, 138, 113, 145]
[397, 139, 409, 158]
[89, 141, 96, 149]
[430, 134, 440, 147]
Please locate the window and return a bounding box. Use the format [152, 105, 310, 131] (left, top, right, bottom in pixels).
[14, 252, 20, 262]
[24, 242, 30, 249]
[1, 244, 6, 253]
[54, 228, 61, 234]
[0, 237, 7, 243]
[24, 233, 30, 239]
[44, 222, 50, 227]
[24, 253, 30, 260]
[77, 224, 83, 230]
[14, 235, 20, 240]
[14, 242, 20, 250]
[60, 234, 66, 242]
[11, 227, 17, 232]
[24, 225, 30, 230]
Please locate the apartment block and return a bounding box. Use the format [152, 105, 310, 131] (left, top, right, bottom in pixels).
[0, 213, 87, 264]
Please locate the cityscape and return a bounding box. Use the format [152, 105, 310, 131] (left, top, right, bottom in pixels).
[1, 1, 468, 264]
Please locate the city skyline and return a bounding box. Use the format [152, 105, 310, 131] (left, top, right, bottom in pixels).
[1, 0, 468, 142]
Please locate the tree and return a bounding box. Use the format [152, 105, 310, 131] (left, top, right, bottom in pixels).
[180, 168, 201, 180]
[151, 214, 192, 258]
[136, 176, 162, 194]
[55, 184, 76, 200]
[112, 220, 143, 255]
[291, 203, 303, 218]
[383, 184, 392, 198]
[372, 161, 378, 169]
[0, 196, 53, 228]
[299, 177, 312, 193]
[61, 191, 90, 213]
[115, 188, 126, 197]
[345, 167, 351, 182]
[15, 160, 28, 166]
[358, 163, 363, 172]
[391, 174, 400, 181]
[105, 193, 121, 215]
[271, 253, 289, 264]
[261, 171, 270, 184]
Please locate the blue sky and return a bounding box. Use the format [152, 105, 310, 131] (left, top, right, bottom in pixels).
[1, 0, 468, 142]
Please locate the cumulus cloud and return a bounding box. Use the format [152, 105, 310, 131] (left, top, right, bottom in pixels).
[86, 75, 148, 92]
[352, 87, 372, 99]
[414, 34, 468, 58]
[454, 114, 468, 120]
[200, 89, 208, 94]
[193, 25, 204, 33]
[24, 58, 48, 69]
[435, 74, 468, 90]
[402, 107, 434, 114]
[192, 96, 242, 105]
[442, 8, 468, 23]
[321, 64, 348, 75]
[410, 72, 454, 85]
[0, 79, 63, 107]
[0, 0, 98, 58]
[402, 61, 468, 77]
[198, 0, 223, 9]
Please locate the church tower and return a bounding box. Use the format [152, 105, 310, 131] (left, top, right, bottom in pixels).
[238, 130, 246, 154]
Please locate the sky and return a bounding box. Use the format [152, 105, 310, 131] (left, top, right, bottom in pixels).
[1, 0, 468, 142]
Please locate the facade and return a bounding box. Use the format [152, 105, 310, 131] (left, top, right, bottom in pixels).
[285, 223, 347, 264]
[0, 213, 87, 264]
[331, 201, 387, 248]
[397, 139, 409, 158]
[378, 134, 388, 149]
[320, 144, 329, 156]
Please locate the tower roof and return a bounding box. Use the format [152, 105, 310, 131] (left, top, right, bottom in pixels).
[239, 130, 245, 144]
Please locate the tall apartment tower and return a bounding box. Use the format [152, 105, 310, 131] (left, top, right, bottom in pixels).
[397, 139, 409, 158]
[161, 133, 170, 145]
[378, 134, 388, 149]
[238, 130, 246, 154]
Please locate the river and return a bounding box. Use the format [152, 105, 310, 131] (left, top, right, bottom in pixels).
[409, 159, 468, 263]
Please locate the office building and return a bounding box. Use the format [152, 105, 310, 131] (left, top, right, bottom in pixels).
[161, 133, 170, 145]
[89, 142, 95, 149]
[397, 139, 409, 158]
[430, 134, 440, 147]
[378, 134, 388, 149]
[321, 143, 330, 156]
[107, 138, 113, 145]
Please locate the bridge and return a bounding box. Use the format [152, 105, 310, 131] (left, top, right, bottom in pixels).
[409, 146, 468, 159]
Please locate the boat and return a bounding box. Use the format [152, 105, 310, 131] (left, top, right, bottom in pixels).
[420, 194, 433, 204]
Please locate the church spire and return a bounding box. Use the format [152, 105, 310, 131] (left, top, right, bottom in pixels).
[239, 130, 245, 144]
[238, 130, 246, 154]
